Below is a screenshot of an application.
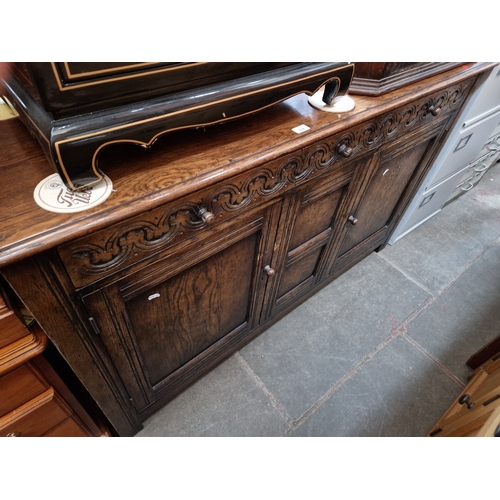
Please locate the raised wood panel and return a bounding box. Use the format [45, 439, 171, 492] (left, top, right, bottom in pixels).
[338, 140, 430, 256]
[277, 247, 323, 299]
[267, 165, 358, 313]
[276, 184, 345, 297]
[288, 185, 343, 250]
[81, 203, 282, 414]
[128, 231, 258, 386]
[1, 65, 490, 435]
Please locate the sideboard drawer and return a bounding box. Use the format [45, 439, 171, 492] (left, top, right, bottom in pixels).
[0, 387, 71, 437]
[0, 363, 48, 417]
[0, 297, 28, 349]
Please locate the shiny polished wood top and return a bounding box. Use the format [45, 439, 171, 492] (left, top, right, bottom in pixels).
[0, 62, 494, 267]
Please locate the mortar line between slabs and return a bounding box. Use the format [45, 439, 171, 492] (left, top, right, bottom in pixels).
[235, 352, 294, 427]
[378, 233, 500, 300]
[283, 325, 405, 436]
[282, 285, 454, 436]
[376, 251, 435, 296]
[400, 333, 467, 388]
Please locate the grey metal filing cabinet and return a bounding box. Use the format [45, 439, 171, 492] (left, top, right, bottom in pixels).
[389, 64, 500, 245]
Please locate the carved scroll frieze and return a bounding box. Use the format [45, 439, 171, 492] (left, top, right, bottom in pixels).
[59, 78, 474, 286]
[63, 202, 206, 278]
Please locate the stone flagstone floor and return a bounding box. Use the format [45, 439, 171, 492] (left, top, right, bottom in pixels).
[136, 161, 500, 437]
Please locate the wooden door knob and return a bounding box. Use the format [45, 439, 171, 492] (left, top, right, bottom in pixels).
[429, 105, 441, 116]
[199, 208, 215, 225]
[338, 143, 353, 158]
[263, 265, 275, 276]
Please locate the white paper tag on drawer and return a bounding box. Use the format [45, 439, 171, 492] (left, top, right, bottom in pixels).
[292, 124, 310, 134]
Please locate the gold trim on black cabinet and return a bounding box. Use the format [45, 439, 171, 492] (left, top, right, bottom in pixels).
[53, 62, 207, 89]
[5, 63, 355, 191]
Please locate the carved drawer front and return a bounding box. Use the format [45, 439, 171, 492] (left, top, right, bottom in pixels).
[80, 204, 282, 415]
[57, 76, 475, 291]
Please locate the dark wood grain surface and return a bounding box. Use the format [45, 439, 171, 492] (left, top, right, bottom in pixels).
[0, 63, 493, 268]
[0, 62, 495, 436]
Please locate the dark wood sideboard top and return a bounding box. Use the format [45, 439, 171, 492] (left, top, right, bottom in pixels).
[0, 62, 494, 268]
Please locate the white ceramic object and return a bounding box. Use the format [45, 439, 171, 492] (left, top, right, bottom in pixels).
[34, 173, 113, 213]
[308, 89, 356, 113]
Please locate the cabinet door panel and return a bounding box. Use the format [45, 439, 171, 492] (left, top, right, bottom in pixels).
[127, 232, 257, 386]
[338, 140, 429, 256]
[289, 188, 343, 249]
[275, 177, 348, 304]
[263, 162, 367, 317]
[277, 247, 323, 299]
[82, 204, 281, 414]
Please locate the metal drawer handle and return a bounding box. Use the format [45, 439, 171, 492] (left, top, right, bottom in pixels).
[461, 182, 474, 192]
[459, 394, 474, 409]
[6, 432, 19, 437]
[474, 162, 489, 173]
[348, 215, 358, 225]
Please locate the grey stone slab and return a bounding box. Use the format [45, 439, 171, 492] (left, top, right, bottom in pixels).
[290, 336, 462, 436]
[404, 238, 500, 382]
[136, 354, 289, 436]
[469, 160, 500, 209]
[381, 191, 500, 295]
[240, 253, 431, 420]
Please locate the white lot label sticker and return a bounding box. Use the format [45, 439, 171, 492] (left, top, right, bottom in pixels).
[292, 124, 310, 134]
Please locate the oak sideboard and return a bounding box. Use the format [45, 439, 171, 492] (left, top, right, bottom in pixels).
[0, 63, 494, 436]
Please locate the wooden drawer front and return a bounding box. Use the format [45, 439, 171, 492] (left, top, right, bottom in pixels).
[0, 301, 28, 349]
[0, 363, 48, 417]
[429, 357, 500, 436]
[57, 77, 475, 291]
[0, 388, 71, 437]
[430, 394, 500, 437]
[58, 78, 474, 288]
[42, 417, 90, 437]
